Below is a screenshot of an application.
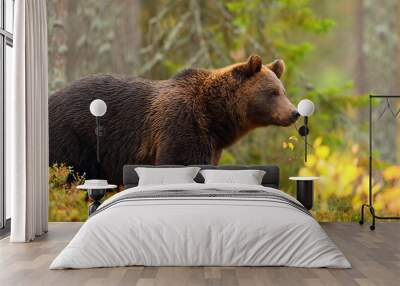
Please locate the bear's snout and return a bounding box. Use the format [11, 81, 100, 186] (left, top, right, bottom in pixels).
[287, 109, 300, 124]
[291, 110, 300, 119]
[278, 109, 300, 127]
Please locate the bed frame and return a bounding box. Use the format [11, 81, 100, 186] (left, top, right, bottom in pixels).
[123, 165, 280, 189]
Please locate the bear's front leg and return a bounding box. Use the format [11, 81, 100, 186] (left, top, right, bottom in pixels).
[155, 140, 213, 165]
[211, 149, 222, 165]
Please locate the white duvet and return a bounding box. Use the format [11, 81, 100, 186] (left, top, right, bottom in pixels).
[50, 183, 351, 269]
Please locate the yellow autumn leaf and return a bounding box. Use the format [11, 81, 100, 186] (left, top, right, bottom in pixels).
[316, 145, 330, 159]
[315, 145, 331, 159]
[382, 166, 400, 181]
[288, 142, 294, 150]
[314, 137, 323, 148]
[304, 154, 316, 167]
[380, 187, 400, 201]
[343, 165, 358, 182]
[351, 144, 359, 154]
[299, 168, 315, 177]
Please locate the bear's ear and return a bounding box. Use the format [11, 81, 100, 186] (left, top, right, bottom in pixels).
[233, 55, 262, 78]
[267, 59, 285, 79]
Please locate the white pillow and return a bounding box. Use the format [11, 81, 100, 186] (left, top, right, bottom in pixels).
[200, 169, 266, 185]
[135, 167, 200, 186]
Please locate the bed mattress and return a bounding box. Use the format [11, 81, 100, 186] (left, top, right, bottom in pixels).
[50, 183, 350, 269]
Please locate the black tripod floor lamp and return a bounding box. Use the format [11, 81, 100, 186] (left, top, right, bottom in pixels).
[359, 95, 400, 230]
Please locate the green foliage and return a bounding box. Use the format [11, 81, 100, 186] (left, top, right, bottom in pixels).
[49, 164, 121, 222]
[49, 164, 87, 222]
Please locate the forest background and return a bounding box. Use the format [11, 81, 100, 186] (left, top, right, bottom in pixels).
[47, 0, 400, 222]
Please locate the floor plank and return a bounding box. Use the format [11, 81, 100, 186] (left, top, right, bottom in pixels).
[0, 222, 399, 286]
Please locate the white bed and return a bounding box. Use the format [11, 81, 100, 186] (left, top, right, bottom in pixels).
[50, 182, 351, 269]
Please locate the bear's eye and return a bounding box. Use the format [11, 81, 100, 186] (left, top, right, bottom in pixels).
[266, 91, 278, 97]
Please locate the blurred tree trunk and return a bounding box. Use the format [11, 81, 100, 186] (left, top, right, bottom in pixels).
[47, 0, 69, 94]
[112, 0, 141, 74]
[355, 0, 364, 94]
[63, 0, 141, 82]
[65, 0, 78, 82]
[356, 0, 399, 163]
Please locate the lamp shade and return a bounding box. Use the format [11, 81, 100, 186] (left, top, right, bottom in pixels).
[297, 99, 315, 117]
[90, 99, 107, 117]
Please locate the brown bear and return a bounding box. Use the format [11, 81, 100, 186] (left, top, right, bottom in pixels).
[49, 55, 299, 184]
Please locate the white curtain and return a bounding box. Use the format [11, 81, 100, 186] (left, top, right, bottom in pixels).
[7, 0, 49, 242]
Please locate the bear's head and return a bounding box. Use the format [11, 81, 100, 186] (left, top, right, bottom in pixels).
[229, 55, 299, 127]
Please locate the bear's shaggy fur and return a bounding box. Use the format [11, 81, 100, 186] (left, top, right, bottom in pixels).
[49, 55, 299, 184]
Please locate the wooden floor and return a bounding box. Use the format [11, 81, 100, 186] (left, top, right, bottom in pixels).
[0, 222, 399, 286]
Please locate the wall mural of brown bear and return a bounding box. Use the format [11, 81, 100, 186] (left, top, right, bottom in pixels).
[49, 55, 300, 184]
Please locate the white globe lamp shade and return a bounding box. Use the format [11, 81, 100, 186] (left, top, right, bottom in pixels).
[90, 99, 107, 117]
[297, 99, 315, 117]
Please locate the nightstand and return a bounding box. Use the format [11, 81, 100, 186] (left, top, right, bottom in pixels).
[77, 181, 117, 215]
[289, 176, 320, 210]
